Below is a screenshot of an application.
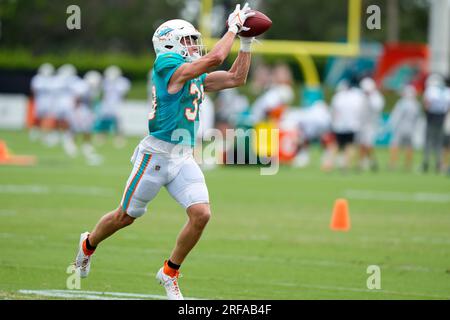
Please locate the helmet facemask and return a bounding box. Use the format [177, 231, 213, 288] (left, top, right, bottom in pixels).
[179, 34, 207, 62]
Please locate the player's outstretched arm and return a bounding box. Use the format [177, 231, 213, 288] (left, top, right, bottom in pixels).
[203, 37, 253, 92]
[168, 3, 254, 94]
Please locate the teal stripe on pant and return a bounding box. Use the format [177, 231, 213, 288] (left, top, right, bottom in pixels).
[123, 154, 151, 211]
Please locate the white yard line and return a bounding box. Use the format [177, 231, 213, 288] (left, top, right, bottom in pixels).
[18, 286, 449, 300]
[18, 289, 202, 300]
[345, 189, 450, 203]
[18, 290, 129, 300]
[1, 166, 130, 177]
[0, 210, 16, 216]
[0, 184, 116, 197]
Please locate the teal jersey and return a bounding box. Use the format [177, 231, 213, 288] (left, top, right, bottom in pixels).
[149, 52, 207, 146]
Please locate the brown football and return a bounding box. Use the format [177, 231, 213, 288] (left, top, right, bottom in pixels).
[226, 10, 272, 37]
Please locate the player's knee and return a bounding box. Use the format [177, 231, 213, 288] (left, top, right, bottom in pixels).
[194, 211, 210, 229]
[114, 207, 135, 227]
[188, 204, 211, 229]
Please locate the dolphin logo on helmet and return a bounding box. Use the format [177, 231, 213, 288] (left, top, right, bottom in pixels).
[152, 19, 206, 62]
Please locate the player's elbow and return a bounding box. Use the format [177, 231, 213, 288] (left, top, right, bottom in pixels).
[238, 76, 247, 86]
[232, 74, 247, 87]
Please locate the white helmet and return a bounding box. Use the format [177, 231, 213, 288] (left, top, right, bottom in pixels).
[425, 73, 444, 88]
[84, 70, 102, 89]
[402, 84, 416, 98]
[38, 63, 55, 77]
[152, 19, 206, 62]
[58, 64, 77, 78]
[360, 77, 376, 92]
[104, 65, 122, 81]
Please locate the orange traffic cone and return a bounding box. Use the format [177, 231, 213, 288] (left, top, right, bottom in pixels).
[0, 140, 36, 166]
[0, 140, 11, 162]
[330, 198, 351, 231]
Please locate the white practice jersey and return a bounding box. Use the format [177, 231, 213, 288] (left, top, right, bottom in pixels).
[216, 88, 249, 123]
[389, 97, 421, 135]
[52, 74, 81, 118]
[31, 74, 54, 116]
[280, 102, 331, 140]
[330, 88, 365, 133]
[100, 77, 131, 117]
[70, 79, 95, 133]
[197, 95, 215, 140]
[360, 90, 385, 129]
[251, 84, 294, 123]
[424, 86, 450, 115]
[72, 79, 90, 107]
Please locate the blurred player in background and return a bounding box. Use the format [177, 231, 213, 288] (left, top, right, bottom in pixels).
[29, 63, 55, 143]
[53, 64, 80, 157]
[215, 88, 249, 131]
[249, 62, 271, 95]
[94, 65, 131, 148]
[280, 100, 331, 168]
[388, 85, 422, 171]
[358, 77, 385, 171]
[422, 73, 450, 173]
[323, 78, 364, 171]
[73, 3, 256, 300]
[443, 110, 450, 176]
[215, 88, 249, 163]
[70, 71, 103, 165]
[195, 94, 217, 170]
[250, 63, 294, 124]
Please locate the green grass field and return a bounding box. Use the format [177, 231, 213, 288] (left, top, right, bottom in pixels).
[1, 130, 449, 300]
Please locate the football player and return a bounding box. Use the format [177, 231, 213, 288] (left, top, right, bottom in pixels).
[357, 77, 385, 171]
[94, 65, 131, 148]
[388, 85, 422, 171]
[29, 63, 55, 142]
[53, 64, 80, 156]
[74, 3, 255, 300]
[71, 71, 103, 165]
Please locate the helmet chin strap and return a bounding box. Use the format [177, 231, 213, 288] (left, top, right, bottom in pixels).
[189, 52, 201, 61]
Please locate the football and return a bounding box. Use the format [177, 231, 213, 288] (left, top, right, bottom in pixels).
[227, 10, 272, 37]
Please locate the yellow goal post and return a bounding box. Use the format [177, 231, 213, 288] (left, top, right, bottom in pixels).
[199, 0, 362, 87]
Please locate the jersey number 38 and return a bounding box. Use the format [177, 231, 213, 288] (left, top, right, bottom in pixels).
[148, 83, 203, 122]
[185, 82, 203, 122]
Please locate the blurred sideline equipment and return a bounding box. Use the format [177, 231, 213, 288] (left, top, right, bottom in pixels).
[330, 198, 351, 232]
[253, 121, 278, 159]
[373, 43, 428, 91]
[0, 140, 36, 166]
